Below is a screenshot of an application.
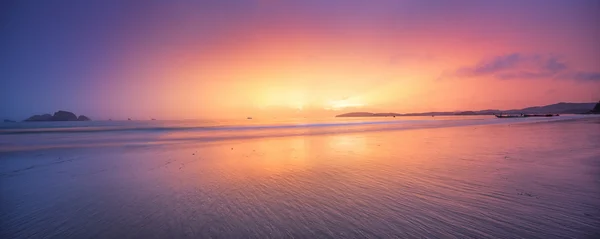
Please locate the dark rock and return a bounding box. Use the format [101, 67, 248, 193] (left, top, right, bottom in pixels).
[24, 110, 91, 122]
[3, 119, 16, 123]
[24, 114, 53, 121]
[77, 115, 91, 121]
[589, 101, 600, 114]
[52, 111, 78, 121]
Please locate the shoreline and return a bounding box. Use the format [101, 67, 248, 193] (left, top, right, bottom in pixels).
[1, 115, 598, 153]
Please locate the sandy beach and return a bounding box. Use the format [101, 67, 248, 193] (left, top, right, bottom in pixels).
[1, 116, 599, 238]
[4, 1, 599, 237]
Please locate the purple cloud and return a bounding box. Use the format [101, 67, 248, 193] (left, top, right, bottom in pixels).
[572, 72, 600, 81]
[497, 71, 555, 80]
[450, 53, 599, 82]
[543, 58, 568, 73]
[456, 53, 522, 76]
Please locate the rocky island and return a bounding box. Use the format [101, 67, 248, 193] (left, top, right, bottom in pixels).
[24, 110, 91, 122]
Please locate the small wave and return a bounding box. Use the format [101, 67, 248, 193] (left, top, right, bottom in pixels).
[1, 116, 592, 153]
[0, 119, 438, 135]
[0, 115, 588, 136]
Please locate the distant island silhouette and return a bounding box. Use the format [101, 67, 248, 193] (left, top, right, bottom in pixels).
[336, 102, 600, 117]
[24, 110, 91, 122]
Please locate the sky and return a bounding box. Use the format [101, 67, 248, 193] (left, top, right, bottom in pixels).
[1, 0, 599, 120]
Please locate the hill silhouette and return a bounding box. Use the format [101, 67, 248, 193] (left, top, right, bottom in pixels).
[336, 102, 597, 117]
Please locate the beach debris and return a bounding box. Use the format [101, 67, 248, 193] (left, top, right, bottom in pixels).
[231, 148, 233, 150]
[516, 189, 537, 198]
[517, 192, 533, 197]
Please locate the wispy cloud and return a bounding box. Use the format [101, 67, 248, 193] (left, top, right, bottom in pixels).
[446, 53, 599, 82]
[572, 72, 600, 82]
[543, 58, 568, 73]
[456, 53, 522, 76]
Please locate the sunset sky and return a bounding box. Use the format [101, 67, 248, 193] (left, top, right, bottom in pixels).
[1, 0, 599, 120]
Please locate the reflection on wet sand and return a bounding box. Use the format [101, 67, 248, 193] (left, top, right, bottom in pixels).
[1, 118, 599, 238]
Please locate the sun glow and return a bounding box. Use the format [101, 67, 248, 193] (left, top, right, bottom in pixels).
[326, 99, 365, 111]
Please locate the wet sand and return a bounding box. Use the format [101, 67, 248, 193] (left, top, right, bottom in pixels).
[1, 117, 599, 238]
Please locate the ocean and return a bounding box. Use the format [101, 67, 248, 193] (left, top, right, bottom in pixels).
[1, 115, 599, 238]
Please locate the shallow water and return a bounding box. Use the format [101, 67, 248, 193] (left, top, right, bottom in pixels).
[1, 116, 599, 238]
[0, 115, 589, 152]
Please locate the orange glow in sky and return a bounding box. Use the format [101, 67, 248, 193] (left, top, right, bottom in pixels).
[2, 0, 599, 120]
